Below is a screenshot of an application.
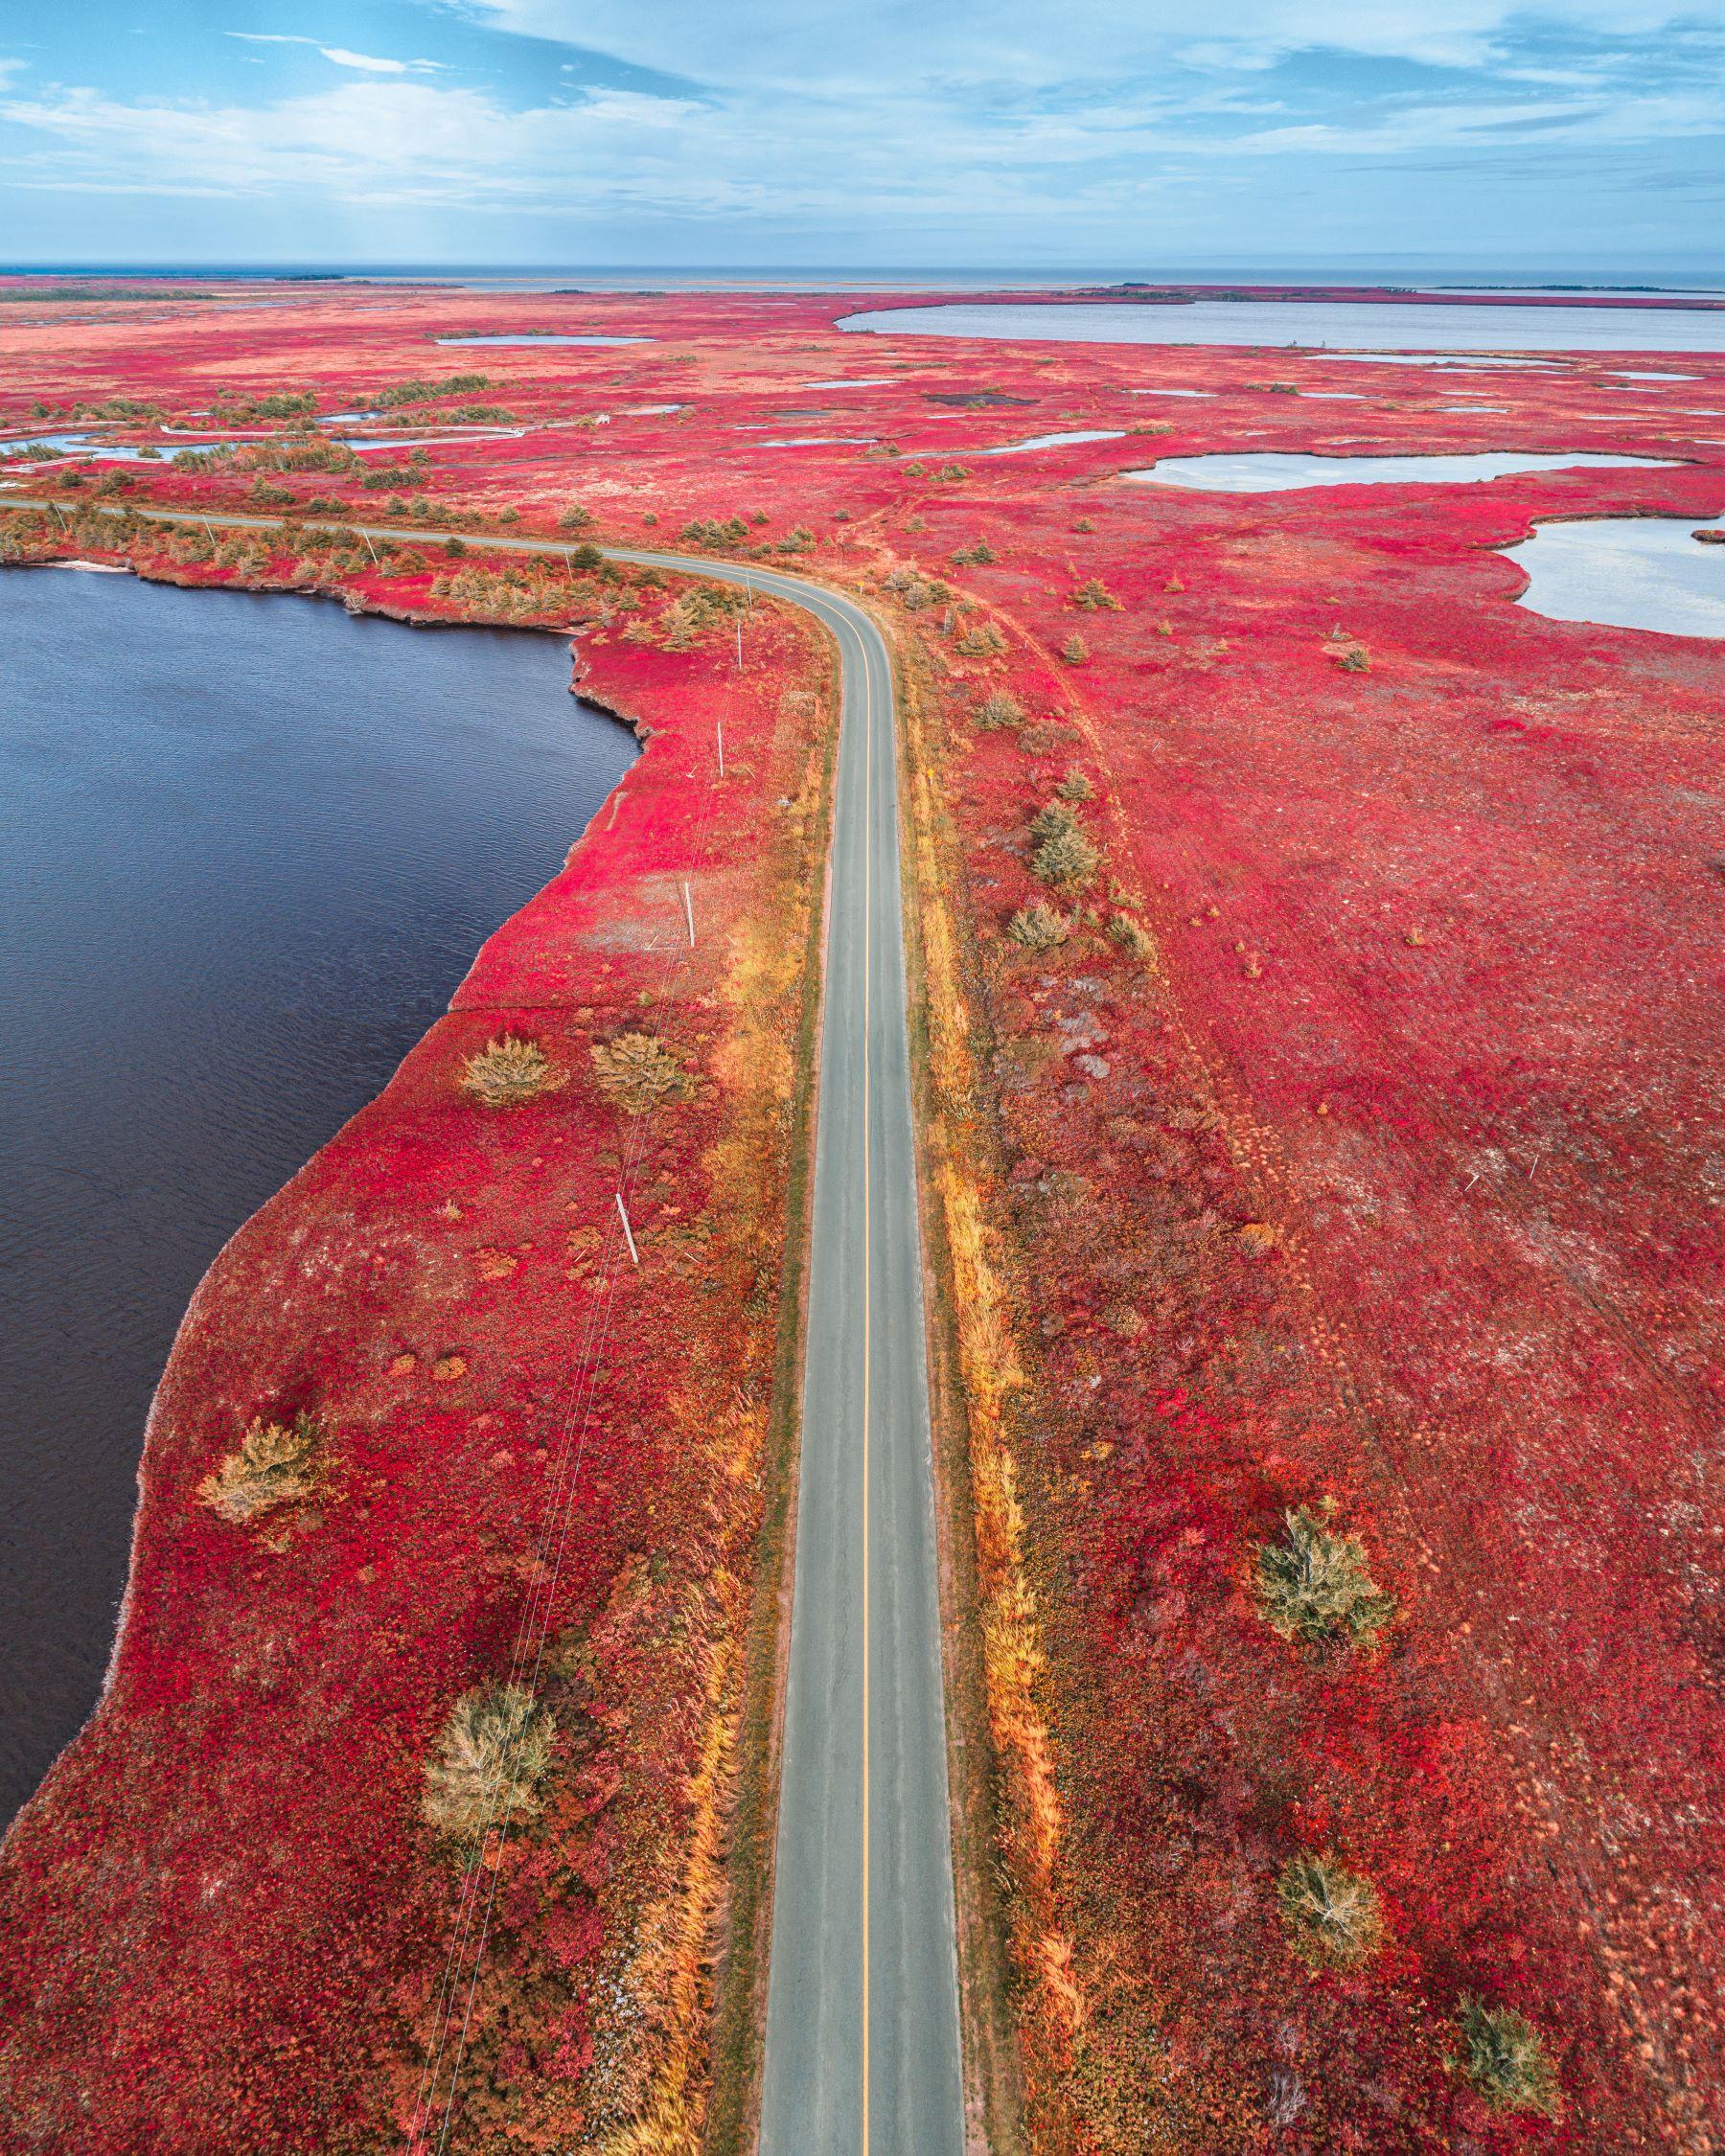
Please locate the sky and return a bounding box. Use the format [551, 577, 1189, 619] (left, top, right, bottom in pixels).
[2, 0, 1723, 272]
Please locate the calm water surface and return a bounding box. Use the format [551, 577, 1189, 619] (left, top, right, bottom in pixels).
[1505, 513, 1725, 636]
[1124, 450, 1677, 493]
[840, 299, 1725, 354]
[0, 569, 634, 1820]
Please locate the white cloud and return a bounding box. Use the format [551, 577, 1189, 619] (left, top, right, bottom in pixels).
[5, 3, 1723, 240]
[0, 80, 723, 210]
[317, 49, 415, 75]
[439, 0, 1725, 88]
[225, 33, 442, 76]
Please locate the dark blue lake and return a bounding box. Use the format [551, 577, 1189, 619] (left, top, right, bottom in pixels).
[0, 568, 634, 1819]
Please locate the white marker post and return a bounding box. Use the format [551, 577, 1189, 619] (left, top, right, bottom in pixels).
[716, 720, 725, 779]
[614, 1192, 640, 1267]
[682, 880, 697, 948]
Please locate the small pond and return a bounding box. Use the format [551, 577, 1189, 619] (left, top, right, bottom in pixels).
[1503, 512, 1725, 638]
[973, 429, 1126, 454]
[1123, 450, 1677, 493]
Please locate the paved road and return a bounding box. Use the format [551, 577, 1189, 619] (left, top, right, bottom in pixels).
[6, 502, 968, 2153]
[612, 553, 967, 2156]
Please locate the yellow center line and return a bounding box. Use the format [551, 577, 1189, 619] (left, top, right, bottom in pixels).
[860, 620, 873, 2156]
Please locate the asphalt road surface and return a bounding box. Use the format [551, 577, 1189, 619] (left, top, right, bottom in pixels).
[614, 551, 965, 2156]
[6, 502, 968, 2154]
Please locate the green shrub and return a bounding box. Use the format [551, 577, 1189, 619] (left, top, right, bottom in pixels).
[951, 538, 996, 564]
[1029, 800, 1078, 845]
[1056, 768, 1093, 801]
[1032, 821, 1100, 890]
[558, 503, 593, 533]
[461, 1032, 563, 1108]
[1061, 633, 1090, 665]
[680, 514, 749, 547]
[211, 390, 317, 424]
[198, 1411, 322, 1524]
[84, 395, 163, 421]
[1457, 1998, 1562, 2117]
[975, 691, 1023, 730]
[1109, 911, 1156, 961]
[1071, 577, 1119, 610]
[884, 566, 948, 609]
[364, 372, 490, 411]
[1008, 903, 1070, 952]
[1276, 1853, 1384, 1968]
[1254, 1501, 1394, 1648]
[591, 1031, 693, 1114]
[422, 1683, 555, 1839]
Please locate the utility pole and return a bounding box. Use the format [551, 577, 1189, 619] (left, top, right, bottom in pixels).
[614, 1192, 640, 1267]
[716, 719, 725, 779]
[682, 880, 696, 948]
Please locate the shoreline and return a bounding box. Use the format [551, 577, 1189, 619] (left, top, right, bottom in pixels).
[0, 522, 844, 2150]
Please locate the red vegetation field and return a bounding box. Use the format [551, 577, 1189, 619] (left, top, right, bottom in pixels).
[2, 276, 1722, 2151]
[0, 476, 837, 2146]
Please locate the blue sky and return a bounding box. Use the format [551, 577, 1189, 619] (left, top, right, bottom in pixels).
[2, 0, 1723, 269]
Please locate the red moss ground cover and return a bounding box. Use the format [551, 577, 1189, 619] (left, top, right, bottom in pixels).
[874, 375, 1725, 2147]
[2, 278, 1722, 2151]
[0, 508, 836, 2150]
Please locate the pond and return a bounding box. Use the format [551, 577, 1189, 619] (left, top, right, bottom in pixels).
[972, 429, 1127, 453]
[1503, 512, 1725, 638]
[839, 299, 1725, 354]
[0, 568, 636, 1821]
[1123, 450, 1678, 493]
[2, 433, 244, 464]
